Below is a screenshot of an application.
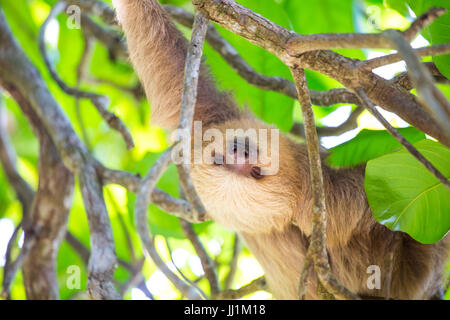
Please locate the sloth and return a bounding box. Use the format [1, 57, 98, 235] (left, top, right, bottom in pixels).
[113, 0, 449, 299]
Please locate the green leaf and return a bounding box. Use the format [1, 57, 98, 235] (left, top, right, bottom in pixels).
[365, 139, 450, 244]
[327, 127, 425, 167]
[57, 242, 88, 299]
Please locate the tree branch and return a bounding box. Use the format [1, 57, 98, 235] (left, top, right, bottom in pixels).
[134, 149, 203, 299]
[363, 43, 450, 69]
[132, 11, 213, 299]
[297, 247, 313, 300]
[164, 237, 208, 299]
[0, 7, 121, 299]
[164, 4, 361, 107]
[391, 62, 450, 90]
[384, 30, 450, 138]
[286, 8, 446, 54]
[0, 100, 34, 215]
[21, 114, 74, 300]
[98, 165, 199, 221]
[193, 0, 450, 147]
[291, 67, 359, 300]
[80, 13, 128, 61]
[174, 10, 209, 221]
[213, 276, 266, 300]
[79, 163, 121, 299]
[180, 219, 220, 296]
[0, 86, 75, 300]
[75, 29, 94, 150]
[290, 106, 364, 138]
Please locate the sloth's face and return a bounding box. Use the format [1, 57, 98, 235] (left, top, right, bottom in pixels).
[189, 118, 301, 234]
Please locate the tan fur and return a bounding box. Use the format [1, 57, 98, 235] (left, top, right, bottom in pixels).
[115, 0, 450, 299]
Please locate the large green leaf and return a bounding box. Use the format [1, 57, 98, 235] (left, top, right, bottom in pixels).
[365, 139, 450, 244]
[327, 127, 425, 167]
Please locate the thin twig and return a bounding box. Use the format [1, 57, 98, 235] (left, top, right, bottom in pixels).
[80, 14, 128, 60]
[214, 276, 266, 300]
[1, 231, 39, 298]
[118, 259, 147, 297]
[177, 165, 207, 220]
[1, 222, 23, 298]
[164, 5, 361, 106]
[39, 1, 134, 149]
[193, 0, 450, 146]
[174, 10, 209, 221]
[134, 148, 202, 299]
[297, 247, 313, 300]
[403, 7, 447, 41]
[105, 188, 137, 263]
[64, 232, 90, 265]
[224, 234, 241, 290]
[86, 76, 145, 100]
[164, 237, 208, 300]
[0, 100, 34, 215]
[180, 219, 220, 296]
[3, 222, 22, 276]
[0, 7, 123, 299]
[286, 8, 446, 54]
[391, 62, 450, 90]
[363, 43, 450, 69]
[356, 88, 450, 190]
[79, 163, 121, 300]
[98, 164, 203, 222]
[291, 106, 364, 138]
[75, 30, 93, 150]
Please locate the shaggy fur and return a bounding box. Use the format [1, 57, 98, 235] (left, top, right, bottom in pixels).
[114, 0, 449, 299]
